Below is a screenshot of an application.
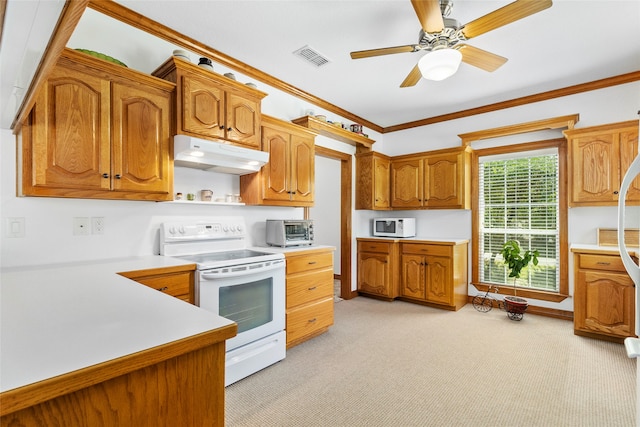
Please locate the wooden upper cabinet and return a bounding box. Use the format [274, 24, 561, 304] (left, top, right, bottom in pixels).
[240, 115, 316, 207]
[356, 152, 391, 210]
[20, 48, 174, 201]
[152, 57, 267, 149]
[391, 147, 471, 209]
[565, 120, 639, 206]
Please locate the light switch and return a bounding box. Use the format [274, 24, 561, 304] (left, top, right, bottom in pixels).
[6, 217, 25, 238]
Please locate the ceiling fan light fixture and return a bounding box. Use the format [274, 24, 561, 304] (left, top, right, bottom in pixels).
[418, 48, 462, 81]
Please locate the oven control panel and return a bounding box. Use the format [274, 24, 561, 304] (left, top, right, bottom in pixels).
[161, 218, 246, 242]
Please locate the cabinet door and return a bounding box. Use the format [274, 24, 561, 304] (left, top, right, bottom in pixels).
[374, 156, 391, 209]
[289, 134, 314, 204]
[111, 82, 172, 197]
[29, 64, 111, 191]
[424, 255, 453, 306]
[391, 158, 423, 208]
[424, 153, 461, 208]
[225, 91, 261, 149]
[570, 134, 619, 204]
[575, 270, 635, 338]
[261, 126, 291, 201]
[358, 252, 393, 297]
[401, 254, 426, 299]
[181, 73, 225, 139]
[620, 129, 640, 202]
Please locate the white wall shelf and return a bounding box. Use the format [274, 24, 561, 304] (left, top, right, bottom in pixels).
[164, 200, 245, 206]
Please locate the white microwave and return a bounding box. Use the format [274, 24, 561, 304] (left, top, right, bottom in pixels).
[372, 218, 416, 238]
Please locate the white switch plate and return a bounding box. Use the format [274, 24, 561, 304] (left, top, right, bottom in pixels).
[92, 217, 105, 235]
[73, 217, 90, 236]
[5, 217, 25, 238]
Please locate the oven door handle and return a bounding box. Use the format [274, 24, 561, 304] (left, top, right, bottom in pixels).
[200, 260, 285, 279]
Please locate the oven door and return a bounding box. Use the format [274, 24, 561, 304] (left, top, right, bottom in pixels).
[197, 259, 285, 352]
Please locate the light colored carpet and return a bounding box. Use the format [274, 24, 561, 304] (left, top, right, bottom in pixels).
[226, 297, 636, 427]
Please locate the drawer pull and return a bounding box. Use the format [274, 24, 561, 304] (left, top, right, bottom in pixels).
[157, 286, 169, 292]
[596, 262, 611, 265]
[308, 318, 317, 323]
[308, 261, 317, 265]
[308, 286, 317, 291]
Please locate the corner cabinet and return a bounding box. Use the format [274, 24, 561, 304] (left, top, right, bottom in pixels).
[119, 264, 196, 304]
[284, 247, 334, 348]
[572, 248, 637, 342]
[565, 120, 639, 206]
[357, 239, 399, 299]
[240, 115, 317, 207]
[152, 56, 267, 149]
[20, 48, 174, 201]
[356, 152, 391, 210]
[391, 146, 472, 209]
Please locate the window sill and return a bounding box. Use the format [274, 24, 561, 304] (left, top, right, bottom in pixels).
[473, 283, 570, 303]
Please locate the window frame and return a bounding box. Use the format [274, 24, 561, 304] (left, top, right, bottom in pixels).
[471, 139, 569, 302]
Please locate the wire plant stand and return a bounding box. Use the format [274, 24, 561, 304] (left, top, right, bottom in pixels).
[472, 286, 527, 321]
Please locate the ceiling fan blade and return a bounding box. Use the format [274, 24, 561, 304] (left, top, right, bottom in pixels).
[350, 45, 416, 59]
[411, 0, 444, 33]
[457, 44, 508, 72]
[461, 0, 552, 39]
[400, 64, 422, 88]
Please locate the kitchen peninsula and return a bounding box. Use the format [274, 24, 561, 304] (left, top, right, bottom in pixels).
[0, 257, 237, 426]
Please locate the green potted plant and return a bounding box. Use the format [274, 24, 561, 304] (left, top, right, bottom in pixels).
[500, 240, 539, 320]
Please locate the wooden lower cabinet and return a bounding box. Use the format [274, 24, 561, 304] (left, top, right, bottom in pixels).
[573, 250, 637, 342]
[0, 325, 236, 427]
[357, 239, 399, 299]
[119, 264, 196, 303]
[285, 248, 334, 348]
[357, 238, 468, 310]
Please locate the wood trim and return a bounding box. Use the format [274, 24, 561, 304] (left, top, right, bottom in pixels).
[383, 71, 640, 133]
[0, 325, 237, 417]
[471, 138, 569, 302]
[11, 0, 90, 132]
[458, 114, 579, 146]
[86, 0, 382, 134]
[314, 145, 354, 300]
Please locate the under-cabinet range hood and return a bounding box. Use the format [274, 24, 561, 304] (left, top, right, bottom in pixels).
[173, 134, 268, 175]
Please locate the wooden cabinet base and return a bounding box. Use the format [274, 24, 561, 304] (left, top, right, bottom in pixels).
[1, 326, 236, 427]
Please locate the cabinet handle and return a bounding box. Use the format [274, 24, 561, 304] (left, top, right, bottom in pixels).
[308, 318, 317, 323]
[596, 262, 611, 265]
[157, 286, 169, 292]
[115, 174, 121, 179]
[308, 286, 317, 291]
[308, 261, 317, 265]
[102, 173, 109, 178]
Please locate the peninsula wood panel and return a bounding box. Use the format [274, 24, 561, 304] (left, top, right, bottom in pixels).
[119, 265, 196, 303]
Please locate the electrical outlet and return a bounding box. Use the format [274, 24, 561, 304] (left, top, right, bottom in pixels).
[73, 217, 90, 236]
[92, 217, 105, 235]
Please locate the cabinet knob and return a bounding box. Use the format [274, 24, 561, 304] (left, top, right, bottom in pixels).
[219, 125, 225, 130]
[102, 173, 109, 178]
[157, 286, 169, 292]
[227, 127, 233, 131]
[613, 191, 619, 195]
[115, 174, 121, 179]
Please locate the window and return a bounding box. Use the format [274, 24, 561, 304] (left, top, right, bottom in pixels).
[473, 140, 568, 301]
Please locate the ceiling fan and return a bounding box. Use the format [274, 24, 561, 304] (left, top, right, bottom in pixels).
[350, 0, 552, 87]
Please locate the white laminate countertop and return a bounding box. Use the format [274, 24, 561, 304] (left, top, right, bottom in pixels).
[0, 256, 235, 393]
[356, 236, 469, 245]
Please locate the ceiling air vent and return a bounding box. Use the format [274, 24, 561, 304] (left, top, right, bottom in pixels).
[293, 45, 331, 68]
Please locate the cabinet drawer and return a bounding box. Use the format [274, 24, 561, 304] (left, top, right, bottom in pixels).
[402, 243, 450, 257]
[132, 272, 192, 298]
[358, 241, 392, 253]
[286, 298, 334, 344]
[287, 268, 333, 308]
[578, 254, 625, 272]
[287, 252, 333, 275]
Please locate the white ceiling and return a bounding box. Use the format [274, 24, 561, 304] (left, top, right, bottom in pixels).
[71, 1, 640, 130]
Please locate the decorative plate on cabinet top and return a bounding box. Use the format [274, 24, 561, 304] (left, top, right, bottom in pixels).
[74, 49, 128, 67]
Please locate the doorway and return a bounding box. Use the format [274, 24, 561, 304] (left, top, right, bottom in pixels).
[309, 146, 354, 300]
